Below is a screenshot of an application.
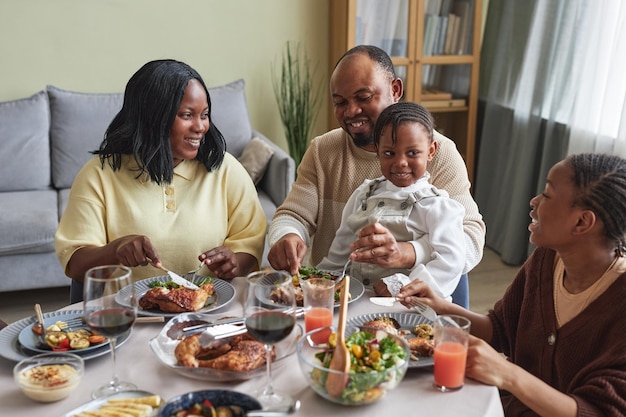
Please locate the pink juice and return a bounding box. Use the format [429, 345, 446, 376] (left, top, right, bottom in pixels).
[304, 307, 333, 343]
[433, 341, 467, 389]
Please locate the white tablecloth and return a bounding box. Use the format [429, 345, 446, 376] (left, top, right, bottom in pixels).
[0, 276, 504, 417]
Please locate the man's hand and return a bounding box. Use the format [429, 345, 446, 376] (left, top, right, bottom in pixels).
[349, 222, 416, 269]
[267, 234, 308, 275]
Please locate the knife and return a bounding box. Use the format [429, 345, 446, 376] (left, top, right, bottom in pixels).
[166, 271, 200, 290]
[153, 261, 200, 290]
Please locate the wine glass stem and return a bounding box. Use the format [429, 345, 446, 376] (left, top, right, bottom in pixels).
[108, 336, 119, 388]
[262, 344, 275, 397]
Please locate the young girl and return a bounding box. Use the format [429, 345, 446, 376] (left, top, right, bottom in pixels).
[318, 102, 465, 300]
[400, 153, 626, 416]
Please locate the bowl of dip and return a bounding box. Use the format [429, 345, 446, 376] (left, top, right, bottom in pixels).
[14, 352, 84, 402]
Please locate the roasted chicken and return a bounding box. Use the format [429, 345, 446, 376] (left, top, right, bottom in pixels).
[139, 281, 214, 313]
[175, 333, 271, 371]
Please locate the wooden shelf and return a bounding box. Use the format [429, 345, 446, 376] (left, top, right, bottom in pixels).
[329, 0, 482, 182]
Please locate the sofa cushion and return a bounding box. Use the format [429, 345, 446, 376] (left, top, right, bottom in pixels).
[238, 136, 275, 184]
[0, 190, 58, 255]
[48, 85, 123, 189]
[0, 91, 50, 192]
[208, 79, 252, 158]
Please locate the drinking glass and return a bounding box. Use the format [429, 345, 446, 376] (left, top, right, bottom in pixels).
[432, 314, 471, 392]
[301, 277, 335, 344]
[244, 270, 296, 409]
[83, 265, 137, 399]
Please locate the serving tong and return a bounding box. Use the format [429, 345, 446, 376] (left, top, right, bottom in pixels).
[184, 307, 305, 349]
[182, 307, 305, 333]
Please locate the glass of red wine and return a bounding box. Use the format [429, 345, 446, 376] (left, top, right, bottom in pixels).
[244, 270, 296, 409]
[83, 265, 137, 399]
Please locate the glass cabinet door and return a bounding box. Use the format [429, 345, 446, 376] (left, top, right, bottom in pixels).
[356, 0, 409, 58]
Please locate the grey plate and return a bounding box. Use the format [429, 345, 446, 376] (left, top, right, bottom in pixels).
[116, 276, 235, 318]
[0, 310, 130, 362]
[346, 311, 434, 368]
[18, 311, 108, 355]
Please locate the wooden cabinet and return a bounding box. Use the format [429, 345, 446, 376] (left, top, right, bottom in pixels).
[329, 0, 482, 182]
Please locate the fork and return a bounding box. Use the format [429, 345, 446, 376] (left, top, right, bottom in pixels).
[187, 262, 205, 280]
[58, 316, 165, 330]
[405, 298, 438, 322]
[57, 317, 86, 330]
[341, 259, 351, 279]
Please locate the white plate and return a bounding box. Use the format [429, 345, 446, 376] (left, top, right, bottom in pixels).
[116, 276, 235, 317]
[61, 390, 160, 417]
[18, 311, 109, 355]
[0, 310, 130, 362]
[346, 311, 434, 368]
[149, 312, 303, 381]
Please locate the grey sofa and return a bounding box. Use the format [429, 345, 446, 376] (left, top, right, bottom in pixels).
[0, 79, 295, 295]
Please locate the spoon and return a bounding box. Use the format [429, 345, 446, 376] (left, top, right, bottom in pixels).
[246, 399, 301, 417]
[325, 274, 351, 398]
[33, 304, 49, 349]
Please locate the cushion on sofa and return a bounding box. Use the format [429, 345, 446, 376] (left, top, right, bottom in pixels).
[0, 190, 58, 255]
[0, 91, 50, 192]
[238, 136, 275, 184]
[48, 85, 124, 189]
[208, 79, 253, 158]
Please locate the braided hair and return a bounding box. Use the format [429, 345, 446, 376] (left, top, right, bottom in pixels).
[372, 101, 435, 149]
[567, 153, 626, 255]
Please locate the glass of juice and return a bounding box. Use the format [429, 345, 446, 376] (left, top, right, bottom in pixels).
[432, 314, 471, 392]
[301, 277, 335, 343]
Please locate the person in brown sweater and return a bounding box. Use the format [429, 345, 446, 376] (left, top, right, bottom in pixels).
[400, 153, 626, 416]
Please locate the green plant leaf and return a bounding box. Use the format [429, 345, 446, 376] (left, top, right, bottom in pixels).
[271, 41, 322, 169]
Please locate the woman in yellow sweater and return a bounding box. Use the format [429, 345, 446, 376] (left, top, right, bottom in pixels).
[55, 60, 266, 301]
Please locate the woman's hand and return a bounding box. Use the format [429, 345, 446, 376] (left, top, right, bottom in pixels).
[114, 235, 160, 267]
[349, 222, 415, 269]
[199, 246, 240, 280]
[396, 278, 448, 312]
[465, 335, 511, 388]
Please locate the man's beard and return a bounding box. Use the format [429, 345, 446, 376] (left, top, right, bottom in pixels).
[351, 132, 374, 148]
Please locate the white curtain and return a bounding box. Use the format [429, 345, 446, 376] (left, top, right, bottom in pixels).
[475, 0, 626, 265]
[567, 0, 626, 155]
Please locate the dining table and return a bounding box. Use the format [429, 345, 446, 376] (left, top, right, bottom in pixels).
[0, 275, 504, 417]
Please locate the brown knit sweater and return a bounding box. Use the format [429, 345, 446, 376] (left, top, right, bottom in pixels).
[269, 128, 485, 271]
[489, 247, 626, 416]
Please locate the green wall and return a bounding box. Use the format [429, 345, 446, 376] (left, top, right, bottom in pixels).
[0, 0, 330, 152]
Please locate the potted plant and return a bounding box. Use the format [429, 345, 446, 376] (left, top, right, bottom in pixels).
[272, 41, 321, 168]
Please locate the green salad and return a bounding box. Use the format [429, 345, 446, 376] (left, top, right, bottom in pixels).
[312, 330, 408, 404]
[148, 276, 212, 289]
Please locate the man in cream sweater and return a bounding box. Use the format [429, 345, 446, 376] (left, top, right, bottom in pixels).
[267, 45, 485, 306]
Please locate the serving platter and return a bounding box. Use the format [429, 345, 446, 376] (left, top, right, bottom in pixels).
[0, 310, 130, 362]
[149, 312, 303, 381]
[346, 311, 434, 368]
[61, 390, 160, 417]
[116, 276, 235, 318]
